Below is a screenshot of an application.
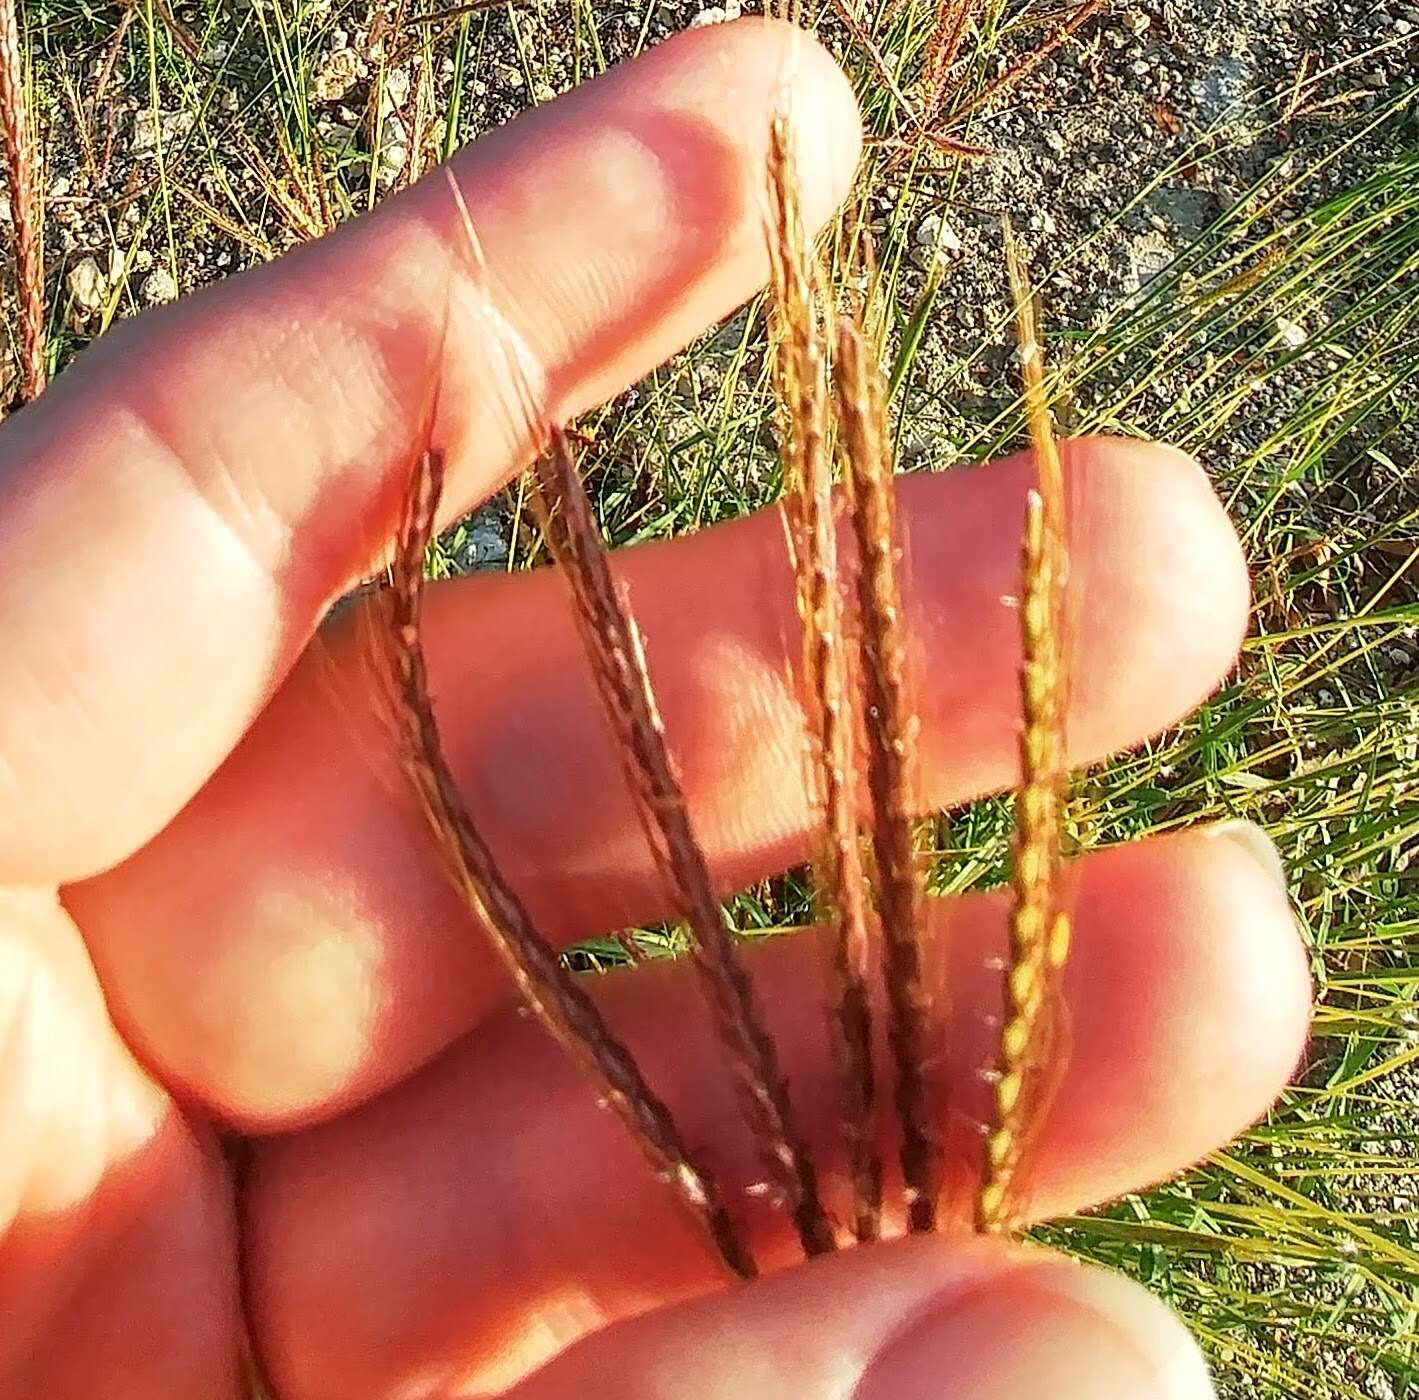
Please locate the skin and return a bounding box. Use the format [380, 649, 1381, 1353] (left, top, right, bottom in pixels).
[0, 20, 1310, 1400]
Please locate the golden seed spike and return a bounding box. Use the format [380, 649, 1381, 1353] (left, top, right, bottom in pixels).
[766, 112, 879, 1245]
[978, 219, 1075, 1235]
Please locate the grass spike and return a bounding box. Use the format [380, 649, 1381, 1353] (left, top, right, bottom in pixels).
[378, 441, 756, 1282]
[977, 217, 1073, 1234]
[919, 0, 979, 122]
[834, 309, 938, 1234]
[529, 428, 838, 1260]
[0, 0, 44, 401]
[766, 114, 882, 1244]
[945, 0, 1107, 130]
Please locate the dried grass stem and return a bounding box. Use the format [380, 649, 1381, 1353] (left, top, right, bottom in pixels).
[529, 429, 837, 1260]
[0, 0, 45, 401]
[381, 446, 756, 1280]
[834, 314, 937, 1234]
[767, 116, 883, 1245]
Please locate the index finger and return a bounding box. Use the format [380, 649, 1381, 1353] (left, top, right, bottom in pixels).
[0, 20, 860, 885]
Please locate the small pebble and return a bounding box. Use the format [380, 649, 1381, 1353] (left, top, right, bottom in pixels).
[66, 256, 105, 314]
[141, 267, 179, 305]
[313, 46, 361, 103]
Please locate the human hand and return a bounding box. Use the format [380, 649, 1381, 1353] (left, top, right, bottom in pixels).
[0, 20, 1308, 1399]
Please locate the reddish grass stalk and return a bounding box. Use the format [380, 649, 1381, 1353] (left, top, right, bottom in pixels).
[827, 0, 923, 134]
[0, 0, 45, 401]
[834, 312, 938, 1234]
[766, 116, 881, 1245]
[379, 444, 757, 1281]
[977, 219, 1073, 1234]
[91, 6, 135, 108]
[919, 0, 979, 123]
[946, 0, 1106, 128]
[528, 429, 837, 1260]
[150, 0, 203, 62]
[828, 0, 991, 168]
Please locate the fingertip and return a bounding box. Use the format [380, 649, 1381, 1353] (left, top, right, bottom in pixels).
[629, 19, 862, 223]
[1132, 438, 1251, 660]
[1152, 823, 1310, 1136]
[725, 16, 864, 231]
[1200, 820, 1312, 1089]
[975, 826, 1309, 1222]
[858, 1252, 1215, 1400]
[1063, 436, 1251, 760]
[510, 1237, 1212, 1400]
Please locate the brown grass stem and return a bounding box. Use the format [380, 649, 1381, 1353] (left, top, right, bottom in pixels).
[528, 428, 837, 1260]
[919, 0, 978, 122]
[834, 312, 937, 1235]
[379, 444, 757, 1281]
[946, 0, 1106, 129]
[0, 0, 45, 401]
[766, 116, 883, 1245]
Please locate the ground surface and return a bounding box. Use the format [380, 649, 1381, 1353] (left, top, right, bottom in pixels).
[8, 0, 1419, 1395]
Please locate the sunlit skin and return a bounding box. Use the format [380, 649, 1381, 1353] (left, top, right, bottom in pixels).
[0, 20, 1309, 1400]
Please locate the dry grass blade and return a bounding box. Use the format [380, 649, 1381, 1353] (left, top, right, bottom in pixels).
[173, 183, 277, 261]
[834, 311, 938, 1234]
[945, 0, 1106, 129]
[409, 0, 506, 27]
[766, 115, 881, 1244]
[148, 0, 203, 62]
[227, 123, 327, 244]
[827, 0, 924, 136]
[0, 0, 45, 401]
[826, 0, 994, 171]
[919, 0, 979, 122]
[977, 218, 1073, 1234]
[378, 443, 756, 1282]
[91, 6, 135, 108]
[529, 429, 837, 1260]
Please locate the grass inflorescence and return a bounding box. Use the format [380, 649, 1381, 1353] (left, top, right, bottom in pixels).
[376, 111, 1075, 1281]
[377, 438, 757, 1282]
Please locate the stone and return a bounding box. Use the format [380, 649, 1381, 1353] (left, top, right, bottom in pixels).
[131, 109, 195, 159]
[914, 211, 962, 253]
[313, 46, 362, 103]
[141, 267, 179, 304]
[66, 256, 105, 314]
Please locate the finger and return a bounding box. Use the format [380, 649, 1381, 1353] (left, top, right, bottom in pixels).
[0, 20, 860, 886]
[243, 827, 1305, 1398]
[0, 890, 238, 1398]
[511, 1236, 1214, 1400]
[68, 438, 1250, 1128]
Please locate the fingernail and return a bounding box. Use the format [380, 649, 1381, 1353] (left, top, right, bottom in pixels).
[1206, 819, 1288, 892]
[858, 1259, 1216, 1400]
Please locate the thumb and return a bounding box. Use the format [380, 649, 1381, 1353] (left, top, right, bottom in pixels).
[508, 1234, 1215, 1400]
[0, 887, 238, 1398]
